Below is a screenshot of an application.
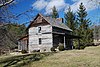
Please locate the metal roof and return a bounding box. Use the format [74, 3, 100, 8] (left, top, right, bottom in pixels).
[27, 13, 72, 31]
[43, 16, 72, 31]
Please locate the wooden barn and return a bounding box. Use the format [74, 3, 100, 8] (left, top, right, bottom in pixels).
[18, 13, 80, 53]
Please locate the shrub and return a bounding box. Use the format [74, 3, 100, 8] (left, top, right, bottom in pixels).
[73, 40, 79, 49]
[58, 43, 65, 51]
[51, 47, 56, 52]
[44, 49, 46, 52]
[80, 46, 85, 49]
[21, 50, 28, 54]
[79, 44, 86, 49]
[32, 50, 40, 52]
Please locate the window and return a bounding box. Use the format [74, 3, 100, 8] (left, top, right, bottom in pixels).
[39, 38, 41, 44]
[38, 27, 41, 33]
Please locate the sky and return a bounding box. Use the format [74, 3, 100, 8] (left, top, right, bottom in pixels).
[10, 0, 100, 25]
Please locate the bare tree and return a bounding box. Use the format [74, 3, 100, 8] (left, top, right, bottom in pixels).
[0, 0, 16, 23]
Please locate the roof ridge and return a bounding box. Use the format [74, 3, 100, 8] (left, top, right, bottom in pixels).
[40, 14, 72, 31]
[27, 13, 72, 31]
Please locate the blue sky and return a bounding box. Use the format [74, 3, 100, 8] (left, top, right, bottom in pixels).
[10, 0, 100, 25]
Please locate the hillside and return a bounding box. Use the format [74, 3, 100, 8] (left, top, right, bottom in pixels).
[25, 46, 100, 67]
[0, 27, 17, 51]
[0, 23, 26, 54]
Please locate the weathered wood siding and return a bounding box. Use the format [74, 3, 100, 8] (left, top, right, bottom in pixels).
[29, 25, 52, 52]
[18, 41, 22, 51]
[18, 39, 28, 51]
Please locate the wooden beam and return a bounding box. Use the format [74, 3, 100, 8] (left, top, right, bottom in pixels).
[52, 32, 65, 35]
[64, 36, 66, 48]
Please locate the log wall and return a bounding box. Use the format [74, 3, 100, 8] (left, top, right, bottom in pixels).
[29, 25, 53, 52]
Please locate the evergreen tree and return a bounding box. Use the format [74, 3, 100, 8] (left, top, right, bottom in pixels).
[77, 3, 93, 49]
[64, 7, 77, 34]
[64, 7, 79, 49]
[52, 6, 59, 18]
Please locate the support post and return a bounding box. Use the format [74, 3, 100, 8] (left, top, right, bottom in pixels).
[64, 36, 66, 48]
[71, 39, 73, 49]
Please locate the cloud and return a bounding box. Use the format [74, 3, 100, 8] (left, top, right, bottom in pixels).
[32, 0, 68, 14]
[32, 0, 100, 14]
[32, 0, 48, 10]
[70, 0, 100, 12]
[72, 0, 79, 2]
[45, 0, 67, 14]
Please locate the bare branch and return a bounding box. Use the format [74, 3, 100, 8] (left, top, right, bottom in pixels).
[0, 0, 14, 7]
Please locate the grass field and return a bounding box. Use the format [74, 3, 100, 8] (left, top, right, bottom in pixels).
[0, 52, 53, 67]
[0, 46, 100, 67]
[24, 46, 100, 67]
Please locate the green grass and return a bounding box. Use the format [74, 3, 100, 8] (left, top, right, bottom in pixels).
[24, 46, 100, 67]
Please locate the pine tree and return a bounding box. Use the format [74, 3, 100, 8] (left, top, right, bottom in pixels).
[65, 7, 79, 49]
[64, 7, 76, 34]
[52, 6, 59, 18]
[77, 3, 93, 49]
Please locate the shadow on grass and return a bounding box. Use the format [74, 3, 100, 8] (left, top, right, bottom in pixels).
[0, 52, 54, 67]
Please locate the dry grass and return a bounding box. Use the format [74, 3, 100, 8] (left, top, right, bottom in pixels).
[0, 52, 53, 67]
[24, 46, 100, 67]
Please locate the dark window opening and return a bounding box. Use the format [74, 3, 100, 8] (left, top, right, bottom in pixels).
[38, 27, 41, 33]
[39, 38, 41, 44]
